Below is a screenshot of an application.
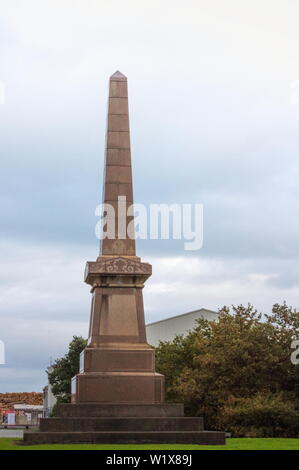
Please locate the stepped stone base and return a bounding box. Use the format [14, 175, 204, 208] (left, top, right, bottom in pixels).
[23, 404, 225, 445]
[23, 430, 225, 445]
[39, 416, 204, 432]
[57, 403, 184, 417]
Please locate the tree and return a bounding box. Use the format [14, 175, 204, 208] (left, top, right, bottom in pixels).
[155, 303, 299, 436]
[48, 336, 87, 404]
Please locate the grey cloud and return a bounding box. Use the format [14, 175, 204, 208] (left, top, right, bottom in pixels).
[1, 241, 299, 392]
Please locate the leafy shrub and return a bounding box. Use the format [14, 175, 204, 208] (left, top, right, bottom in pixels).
[218, 393, 299, 437]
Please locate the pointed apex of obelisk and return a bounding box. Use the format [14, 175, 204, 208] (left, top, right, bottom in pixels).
[110, 70, 127, 81]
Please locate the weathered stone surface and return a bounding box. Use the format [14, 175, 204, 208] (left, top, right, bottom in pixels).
[109, 80, 128, 98]
[23, 430, 226, 445]
[104, 182, 133, 201]
[110, 70, 127, 81]
[105, 165, 132, 184]
[108, 115, 129, 132]
[85, 257, 152, 279]
[107, 131, 130, 149]
[39, 416, 204, 432]
[109, 97, 128, 115]
[56, 403, 185, 418]
[80, 348, 155, 372]
[106, 148, 131, 167]
[71, 372, 164, 404]
[100, 238, 136, 256]
[101, 72, 134, 256]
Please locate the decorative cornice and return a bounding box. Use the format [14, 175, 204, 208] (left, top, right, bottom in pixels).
[85, 257, 152, 284]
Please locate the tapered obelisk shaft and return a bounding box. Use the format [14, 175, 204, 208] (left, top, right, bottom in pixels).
[101, 71, 135, 256]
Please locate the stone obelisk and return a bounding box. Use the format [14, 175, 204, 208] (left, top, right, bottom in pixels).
[71, 71, 164, 404]
[23, 73, 225, 445]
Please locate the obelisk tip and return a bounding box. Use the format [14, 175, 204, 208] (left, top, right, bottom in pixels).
[110, 70, 127, 81]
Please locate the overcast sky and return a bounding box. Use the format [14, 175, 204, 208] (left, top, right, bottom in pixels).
[1, 0, 299, 392]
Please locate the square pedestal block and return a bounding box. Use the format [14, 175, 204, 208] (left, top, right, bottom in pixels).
[56, 403, 185, 417]
[80, 347, 155, 373]
[71, 371, 164, 404]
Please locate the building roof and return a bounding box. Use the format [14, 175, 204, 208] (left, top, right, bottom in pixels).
[146, 308, 218, 327]
[14, 404, 43, 411]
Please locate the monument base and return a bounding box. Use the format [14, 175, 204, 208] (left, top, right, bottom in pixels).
[71, 372, 164, 404]
[71, 345, 164, 404]
[23, 403, 226, 445]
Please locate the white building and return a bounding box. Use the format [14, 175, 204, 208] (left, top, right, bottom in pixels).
[14, 404, 44, 425]
[146, 308, 218, 347]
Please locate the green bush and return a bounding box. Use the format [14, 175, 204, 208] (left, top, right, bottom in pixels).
[218, 393, 299, 437]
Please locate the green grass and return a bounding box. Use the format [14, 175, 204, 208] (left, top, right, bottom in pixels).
[1, 438, 299, 450]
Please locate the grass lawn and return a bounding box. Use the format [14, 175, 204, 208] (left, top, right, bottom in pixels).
[0, 438, 299, 450]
